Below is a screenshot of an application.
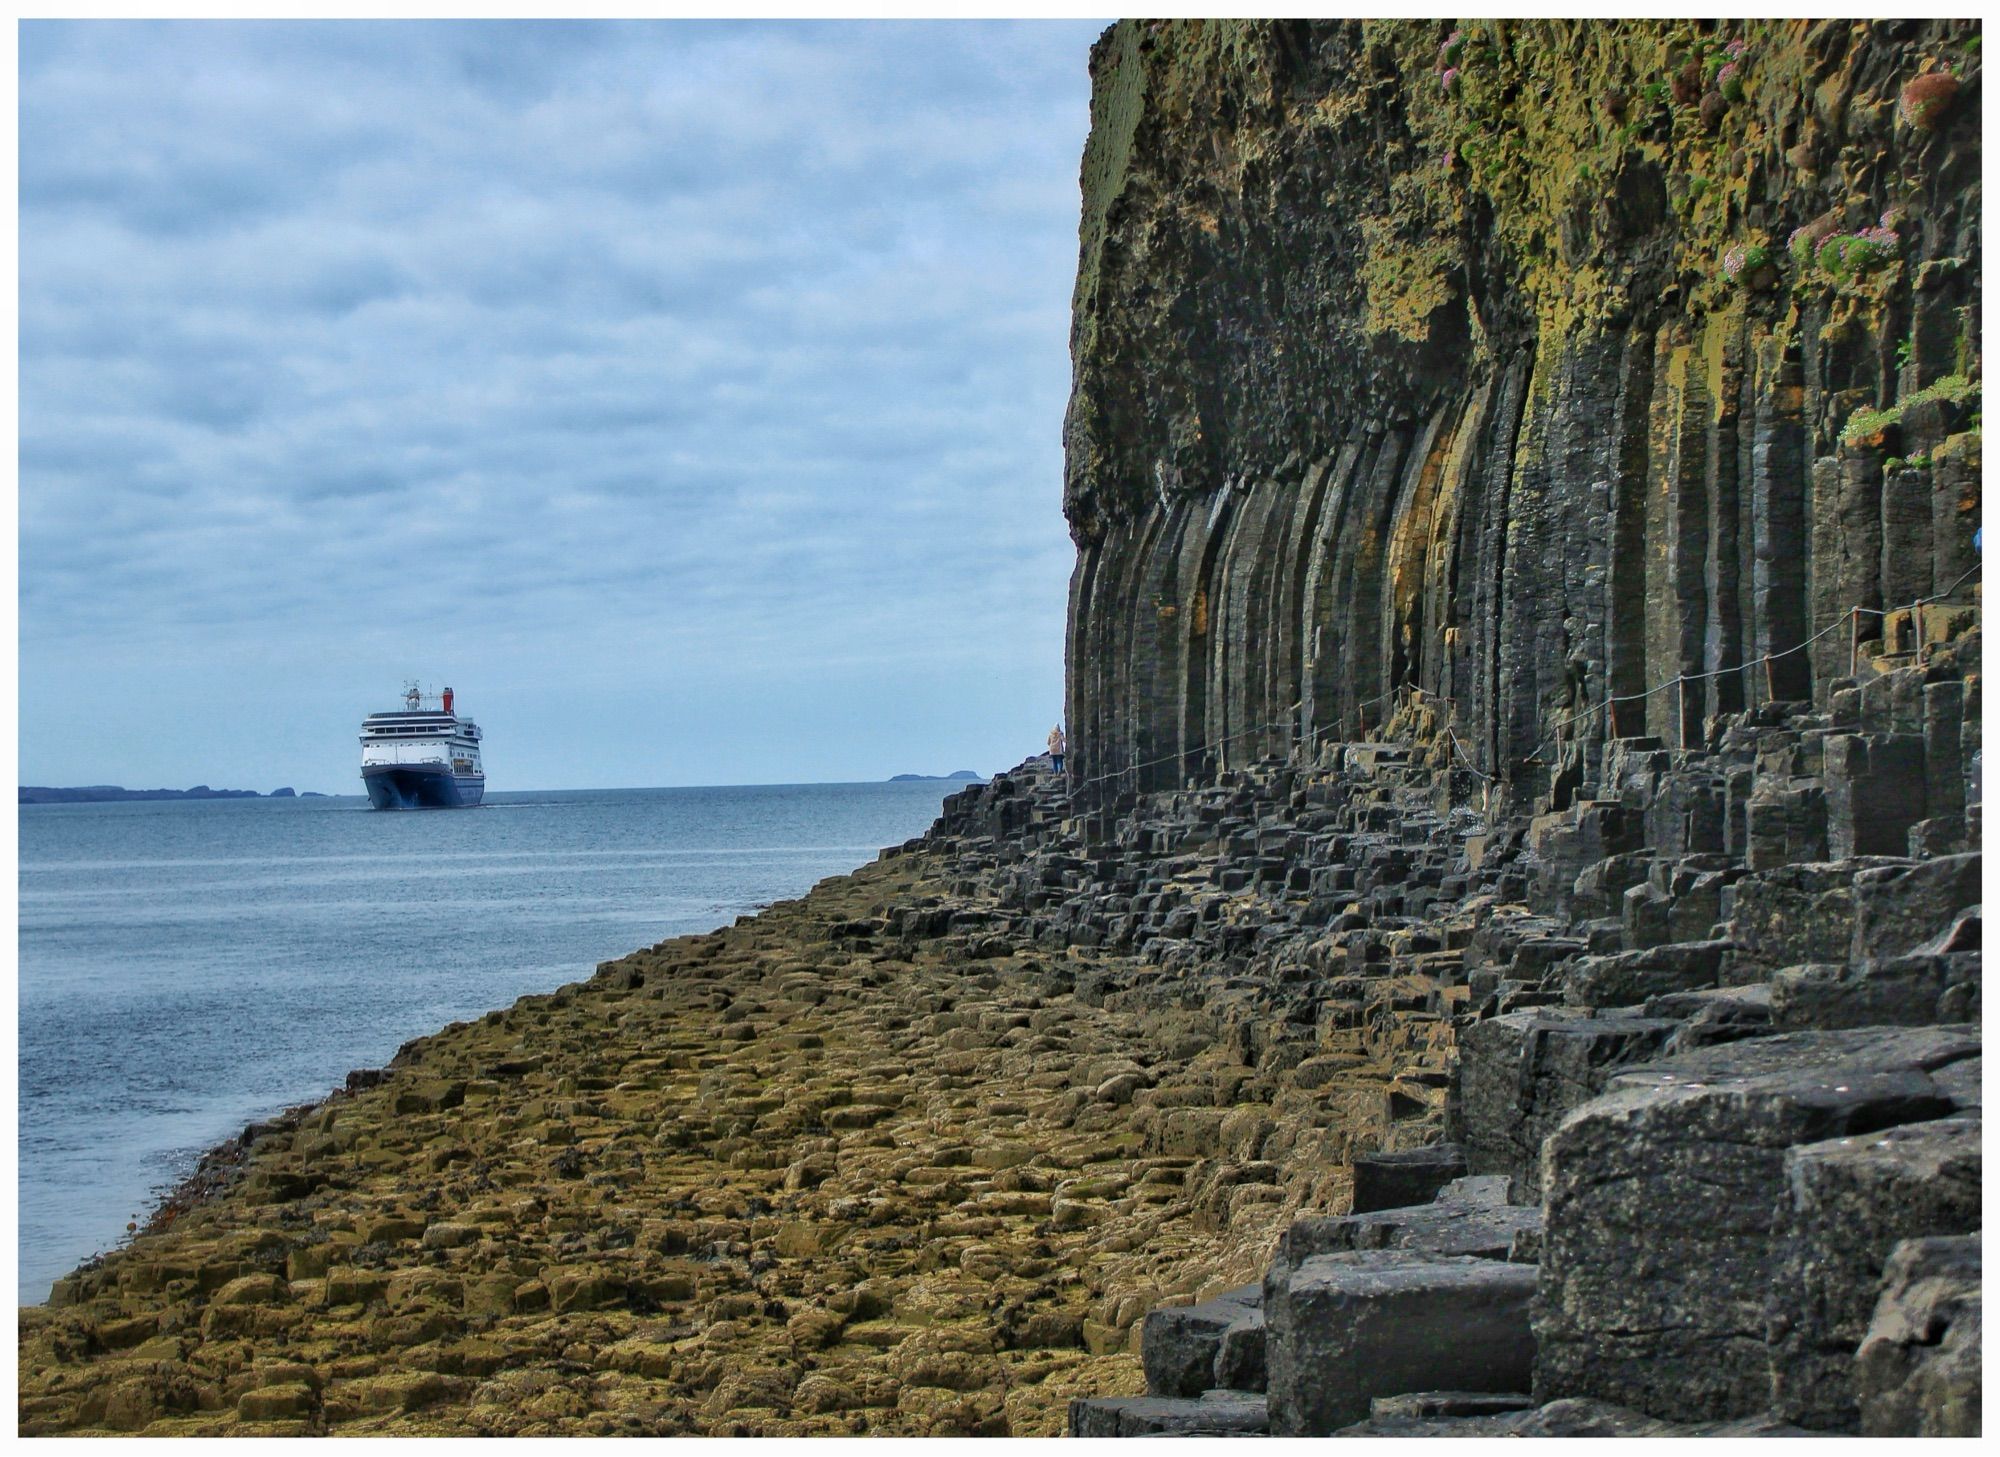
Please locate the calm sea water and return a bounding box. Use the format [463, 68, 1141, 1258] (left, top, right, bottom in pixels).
[17, 782, 961, 1304]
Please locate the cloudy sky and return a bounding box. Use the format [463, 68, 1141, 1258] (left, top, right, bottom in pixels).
[19, 19, 1099, 791]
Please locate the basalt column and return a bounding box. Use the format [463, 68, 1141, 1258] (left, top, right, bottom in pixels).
[1062, 19, 1981, 811]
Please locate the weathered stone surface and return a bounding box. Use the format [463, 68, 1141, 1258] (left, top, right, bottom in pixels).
[1642, 983, 1774, 1050]
[1724, 860, 1895, 975]
[1061, 19, 1979, 799]
[1139, 1284, 1262, 1399]
[1366, 1390, 1536, 1423]
[1537, 1025, 1980, 1421]
[1853, 1234, 1982, 1437]
[1768, 1116, 1982, 1429]
[1067, 1390, 1269, 1437]
[1563, 940, 1732, 1006]
[1770, 948, 1981, 1031]
[1457, 1010, 1678, 1198]
[1276, 1173, 1539, 1270]
[1266, 1251, 1537, 1436]
[1825, 735, 1928, 858]
[1850, 852, 1982, 959]
[1335, 1395, 1821, 1438]
[1349, 1143, 1466, 1213]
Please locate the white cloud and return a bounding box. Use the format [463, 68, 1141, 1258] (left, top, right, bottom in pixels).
[20, 19, 1095, 788]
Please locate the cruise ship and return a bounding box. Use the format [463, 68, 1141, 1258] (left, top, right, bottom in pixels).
[360, 683, 485, 809]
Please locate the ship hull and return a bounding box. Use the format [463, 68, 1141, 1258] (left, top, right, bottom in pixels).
[363, 764, 485, 809]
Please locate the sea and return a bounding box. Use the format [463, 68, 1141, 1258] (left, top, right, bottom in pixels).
[16, 781, 966, 1304]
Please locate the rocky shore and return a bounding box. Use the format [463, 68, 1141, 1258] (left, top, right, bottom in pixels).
[17, 766, 1431, 1436]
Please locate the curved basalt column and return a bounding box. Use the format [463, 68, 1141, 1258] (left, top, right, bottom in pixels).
[1061, 19, 1982, 811]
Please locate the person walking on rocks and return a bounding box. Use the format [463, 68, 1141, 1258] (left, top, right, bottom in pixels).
[1047, 724, 1066, 776]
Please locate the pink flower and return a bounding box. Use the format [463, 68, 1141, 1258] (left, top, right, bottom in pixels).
[1441, 66, 1460, 93]
[1725, 38, 1747, 59]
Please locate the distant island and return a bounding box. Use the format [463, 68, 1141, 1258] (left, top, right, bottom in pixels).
[19, 785, 317, 805]
[888, 770, 983, 782]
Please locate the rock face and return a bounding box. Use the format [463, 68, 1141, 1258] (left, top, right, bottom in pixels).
[1854, 1234, 1983, 1436]
[1061, 19, 1981, 812]
[1055, 16, 1981, 1442]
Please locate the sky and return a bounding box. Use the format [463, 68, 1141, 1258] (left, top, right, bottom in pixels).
[18, 18, 1100, 792]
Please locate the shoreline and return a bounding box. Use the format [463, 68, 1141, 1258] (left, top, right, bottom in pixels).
[16, 780, 961, 1308]
[18, 798, 1417, 1436]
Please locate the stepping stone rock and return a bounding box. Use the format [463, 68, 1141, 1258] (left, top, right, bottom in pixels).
[1456, 1010, 1678, 1198]
[1066, 1390, 1268, 1437]
[1769, 1115, 1982, 1429]
[1266, 1250, 1537, 1435]
[1139, 1283, 1263, 1398]
[1349, 1143, 1466, 1213]
[1853, 1234, 1981, 1437]
[1563, 940, 1732, 1007]
[1276, 1172, 1539, 1271]
[1537, 1024, 1980, 1422]
[1850, 852, 1980, 959]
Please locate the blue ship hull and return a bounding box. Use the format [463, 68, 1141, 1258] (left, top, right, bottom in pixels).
[363, 764, 485, 809]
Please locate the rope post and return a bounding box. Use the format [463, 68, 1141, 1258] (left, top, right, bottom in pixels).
[1850, 606, 1860, 677]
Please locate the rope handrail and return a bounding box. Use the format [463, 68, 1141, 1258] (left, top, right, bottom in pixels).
[1051, 560, 1977, 800]
[1518, 559, 1981, 766]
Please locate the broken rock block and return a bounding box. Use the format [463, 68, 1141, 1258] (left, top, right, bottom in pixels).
[1563, 939, 1731, 1007]
[1825, 734, 1927, 858]
[1742, 779, 1829, 870]
[1336, 1395, 1819, 1438]
[1850, 851, 1981, 960]
[1139, 1283, 1263, 1398]
[1770, 947, 1980, 1032]
[1536, 1024, 1980, 1422]
[1768, 1116, 1982, 1430]
[1642, 983, 1774, 1050]
[1265, 1250, 1536, 1435]
[1853, 1234, 1982, 1437]
[1276, 1172, 1540, 1271]
[1456, 1010, 1678, 1199]
[1066, 1390, 1268, 1437]
[1722, 859, 1901, 976]
[1349, 1143, 1466, 1213]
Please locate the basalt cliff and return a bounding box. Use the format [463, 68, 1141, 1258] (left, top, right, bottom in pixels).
[1040, 16, 1985, 1436]
[15, 17, 1984, 1439]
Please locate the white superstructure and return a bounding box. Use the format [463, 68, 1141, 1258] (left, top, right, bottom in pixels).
[360, 683, 485, 808]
